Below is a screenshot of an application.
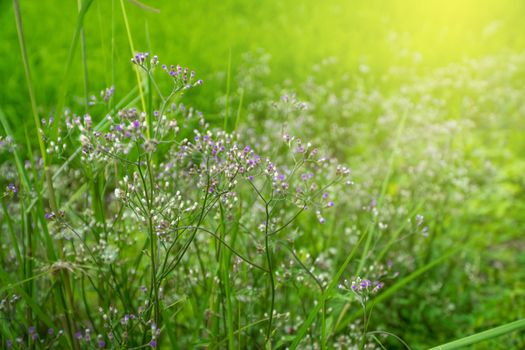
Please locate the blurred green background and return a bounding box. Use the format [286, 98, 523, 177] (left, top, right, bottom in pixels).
[2, 0, 525, 123]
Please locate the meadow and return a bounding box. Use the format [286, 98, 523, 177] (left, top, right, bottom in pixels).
[1, 0, 525, 348]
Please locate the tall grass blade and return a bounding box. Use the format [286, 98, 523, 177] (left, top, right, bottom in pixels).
[120, 0, 147, 114]
[428, 318, 525, 350]
[55, 0, 95, 135]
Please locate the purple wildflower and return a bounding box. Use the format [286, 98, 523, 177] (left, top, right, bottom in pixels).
[7, 183, 18, 194]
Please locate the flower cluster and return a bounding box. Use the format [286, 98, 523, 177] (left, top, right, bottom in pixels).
[0, 52, 350, 348]
[4, 326, 63, 349]
[132, 51, 203, 91]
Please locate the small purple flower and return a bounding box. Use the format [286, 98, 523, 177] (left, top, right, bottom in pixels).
[149, 339, 157, 348]
[373, 281, 384, 293]
[121, 314, 130, 325]
[6, 183, 18, 194]
[6, 340, 12, 349]
[102, 86, 115, 102]
[301, 173, 313, 181]
[48, 328, 54, 336]
[98, 340, 106, 348]
[75, 331, 83, 340]
[84, 115, 92, 129]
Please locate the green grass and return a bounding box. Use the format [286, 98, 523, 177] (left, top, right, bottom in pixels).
[1, 0, 525, 349]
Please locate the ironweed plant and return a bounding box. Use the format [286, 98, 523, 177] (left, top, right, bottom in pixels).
[0, 53, 361, 349]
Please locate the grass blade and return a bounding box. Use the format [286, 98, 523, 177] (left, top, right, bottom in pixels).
[55, 0, 95, 134]
[428, 318, 525, 350]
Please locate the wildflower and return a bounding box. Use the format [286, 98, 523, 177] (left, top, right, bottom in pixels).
[98, 335, 106, 348]
[416, 214, 424, 226]
[150, 55, 158, 66]
[28, 326, 36, 336]
[83, 114, 92, 130]
[131, 52, 149, 65]
[5, 183, 17, 195]
[316, 210, 326, 224]
[345, 277, 384, 296]
[101, 86, 115, 102]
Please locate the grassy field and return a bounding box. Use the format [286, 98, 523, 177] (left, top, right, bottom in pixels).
[1, 0, 525, 349]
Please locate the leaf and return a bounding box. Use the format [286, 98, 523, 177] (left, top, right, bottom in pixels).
[428, 318, 525, 349]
